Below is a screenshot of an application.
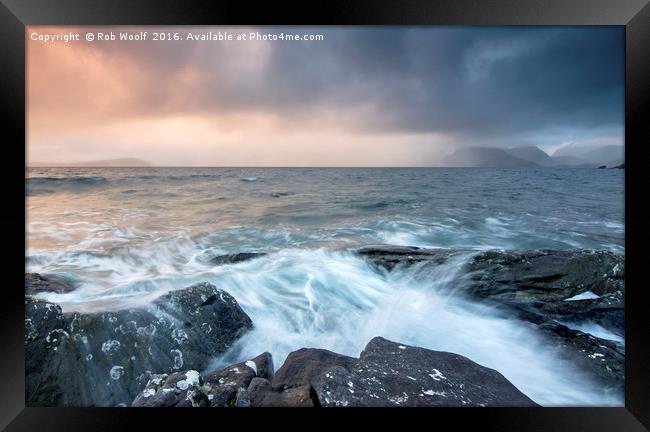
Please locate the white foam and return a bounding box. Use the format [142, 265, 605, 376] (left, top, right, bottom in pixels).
[565, 291, 600, 301]
[203, 249, 622, 407]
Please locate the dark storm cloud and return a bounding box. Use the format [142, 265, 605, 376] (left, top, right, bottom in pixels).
[168, 26, 622, 142]
[29, 26, 624, 149]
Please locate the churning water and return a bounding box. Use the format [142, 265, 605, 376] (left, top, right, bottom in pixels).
[26, 167, 625, 406]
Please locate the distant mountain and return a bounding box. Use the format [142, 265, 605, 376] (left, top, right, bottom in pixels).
[604, 158, 624, 168]
[440, 147, 539, 168]
[578, 146, 624, 165]
[505, 146, 554, 166]
[552, 144, 624, 165]
[29, 158, 152, 167]
[549, 155, 593, 167]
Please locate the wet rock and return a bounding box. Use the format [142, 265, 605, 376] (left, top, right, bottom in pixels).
[202, 352, 268, 406]
[357, 245, 459, 272]
[246, 377, 315, 407]
[132, 370, 209, 407]
[131, 352, 270, 407]
[271, 347, 357, 391]
[249, 351, 274, 380]
[463, 249, 625, 342]
[130, 338, 537, 407]
[465, 249, 624, 304]
[537, 322, 624, 392]
[359, 247, 624, 307]
[209, 252, 266, 266]
[25, 282, 253, 407]
[356, 246, 625, 391]
[234, 387, 251, 407]
[312, 337, 537, 407]
[25, 272, 75, 295]
[538, 290, 624, 334]
[24, 297, 67, 406]
[358, 247, 624, 333]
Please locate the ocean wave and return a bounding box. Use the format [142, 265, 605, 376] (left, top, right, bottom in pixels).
[26, 176, 109, 195]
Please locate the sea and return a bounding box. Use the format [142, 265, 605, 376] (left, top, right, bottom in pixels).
[26, 167, 625, 406]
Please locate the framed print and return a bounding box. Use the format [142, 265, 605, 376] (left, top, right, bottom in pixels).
[1, 0, 648, 430]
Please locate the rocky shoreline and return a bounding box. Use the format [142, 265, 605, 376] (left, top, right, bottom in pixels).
[25, 246, 624, 407]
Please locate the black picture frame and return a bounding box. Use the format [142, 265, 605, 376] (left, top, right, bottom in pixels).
[2, 0, 648, 430]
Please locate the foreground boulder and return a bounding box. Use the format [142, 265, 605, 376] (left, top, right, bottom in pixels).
[202, 352, 273, 406]
[132, 352, 273, 407]
[25, 280, 253, 407]
[245, 347, 358, 407]
[131, 370, 209, 407]
[312, 337, 536, 407]
[132, 337, 536, 407]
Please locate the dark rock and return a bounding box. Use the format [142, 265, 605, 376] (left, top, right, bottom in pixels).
[355, 246, 625, 390]
[358, 247, 624, 334]
[234, 387, 252, 407]
[598, 165, 607, 169]
[538, 290, 624, 334]
[463, 249, 624, 336]
[246, 377, 273, 405]
[202, 355, 260, 406]
[465, 249, 624, 302]
[246, 377, 314, 407]
[249, 352, 274, 380]
[24, 297, 67, 406]
[132, 352, 270, 407]
[130, 338, 538, 407]
[209, 252, 266, 266]
[536, 322, 624, 392]
[357, 245, 460, 272]
[25, 272, 75, 295]
[271, 347, 357, 391]
[25, 282, 253, 406]
[132, 370, 209, 407]
[312, 337, 537, 407]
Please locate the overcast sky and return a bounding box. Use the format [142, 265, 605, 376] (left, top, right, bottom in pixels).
[27, 26, 624, 166]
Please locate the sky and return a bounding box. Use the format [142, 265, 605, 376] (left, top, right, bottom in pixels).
[27, 26, 624, 166]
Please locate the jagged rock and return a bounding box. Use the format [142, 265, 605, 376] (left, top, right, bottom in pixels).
[312, 337, 537, 407]
[132, 370, 209, 407]
[359, 247, 624, 308]
[25, 282, 253, 407]
[537, 322, 624, 392]
[223, 347, 352, 407]
[131, 352, 271, 407]
[356, 247, 625, 391]
[465, 249, 624, 304]
[130, 338, 538, 407]
[234, 387, 251, 407]
[538, 290, 624, 334]
[359, 247, 625, 331]
[209, 252, 266, 266]
[271, 347, 357, 391]
[25, 272, 75, 295]
[357, 245, 459, 272]
[246, 377, 314, 407]
[463, 249, 625, 342]
[203, 352, 269, 406]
